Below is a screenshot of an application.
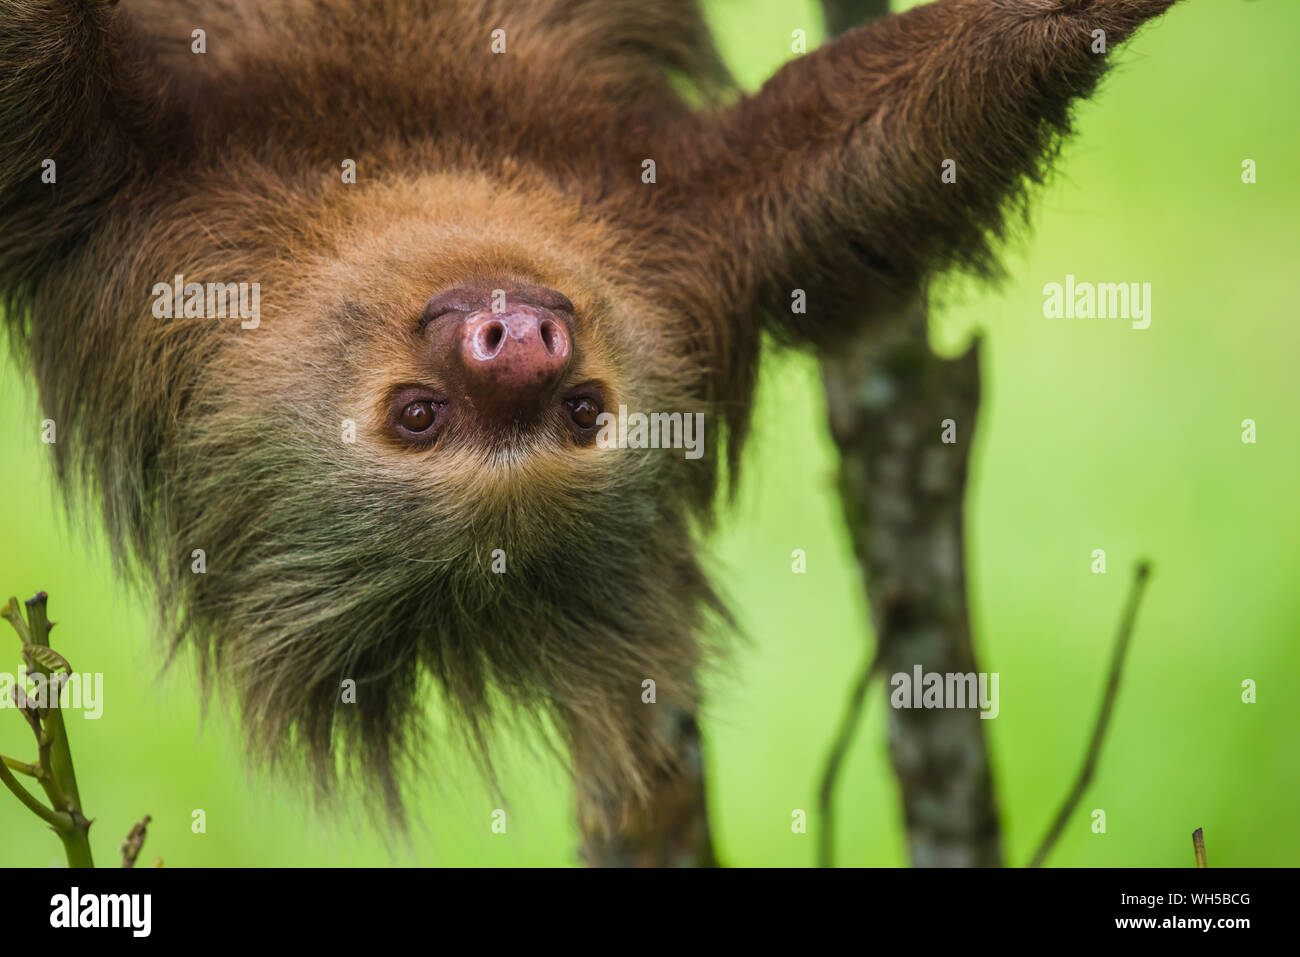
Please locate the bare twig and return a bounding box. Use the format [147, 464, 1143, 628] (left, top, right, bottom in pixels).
[1028, 562, 1153, 868]
[816, 650, 885, 867]
[121, 815, 152, 868]
[1192, 827, 1207, 868]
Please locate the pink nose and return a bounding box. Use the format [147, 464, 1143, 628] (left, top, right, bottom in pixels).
[458, 305, 572, 420]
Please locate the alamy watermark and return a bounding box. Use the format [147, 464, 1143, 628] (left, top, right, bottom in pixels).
[890, 665, 999, 719]
[49, 887, 150, 937]
[594, 405, 705, 460]
[0, 668, 103, 719]
[151, 273, 260, 329]
[1043, 274, 1152, 329]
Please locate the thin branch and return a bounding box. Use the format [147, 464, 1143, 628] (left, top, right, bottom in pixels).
[2, 754, 41, 778]
[0, 751, 71, 831]
[1192, 827, 1207, 868]
[121, 815, 152, 868]
[1029, 561, 1153, 868]
[816, 649, 884, 867]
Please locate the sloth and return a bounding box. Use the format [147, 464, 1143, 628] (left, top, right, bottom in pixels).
[0, 0, 1180, 836]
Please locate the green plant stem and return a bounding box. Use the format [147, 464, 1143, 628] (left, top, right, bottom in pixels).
[2, 754, 41, 777]
[25, 596, 85, 813]
[58, 818, 95, 868]
[0, 754, 72, 831]
[3, 594, 95, 867]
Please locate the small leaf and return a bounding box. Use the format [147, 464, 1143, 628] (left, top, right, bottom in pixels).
[24, 644, 72, 674]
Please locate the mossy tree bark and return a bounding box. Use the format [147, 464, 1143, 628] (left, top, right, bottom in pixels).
[816, 0, 1003, 867]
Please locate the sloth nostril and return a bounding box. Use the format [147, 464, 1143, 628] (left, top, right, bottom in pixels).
[540, 319, 559, 355]
[481, 321, 505, 355]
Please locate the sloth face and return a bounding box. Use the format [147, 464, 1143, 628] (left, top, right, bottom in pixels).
[182, 172, 701, 559]
[147, 173, 716, 807]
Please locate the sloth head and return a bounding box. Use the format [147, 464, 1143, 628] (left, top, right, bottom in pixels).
[149, 175, 725, 818]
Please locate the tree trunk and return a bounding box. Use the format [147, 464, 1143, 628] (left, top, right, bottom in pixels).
[821, 300, 1002, 867]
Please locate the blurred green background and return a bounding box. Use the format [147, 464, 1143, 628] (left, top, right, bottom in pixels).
[2, 0, 1297, 867]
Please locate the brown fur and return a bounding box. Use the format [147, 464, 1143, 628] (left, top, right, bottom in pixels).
[0, 0, 1179, 829]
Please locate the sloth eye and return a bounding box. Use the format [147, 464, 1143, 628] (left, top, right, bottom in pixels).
[400, 401, 436, 433]
[389, 387, 446, 446]
[565, 396, 602, 431]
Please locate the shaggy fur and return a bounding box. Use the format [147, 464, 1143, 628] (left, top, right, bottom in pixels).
[0, 0, 1178, 829]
